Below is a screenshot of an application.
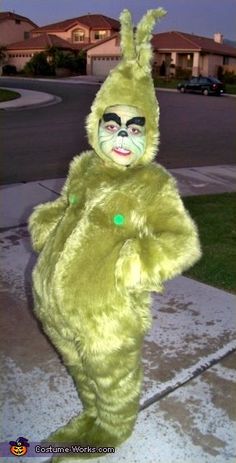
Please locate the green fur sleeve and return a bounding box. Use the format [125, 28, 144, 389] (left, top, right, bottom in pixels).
[116, 173, 202, 292]
[28, 194, 68, 253]
[29, 151, 93, 252]
[28, 152, 92, 253]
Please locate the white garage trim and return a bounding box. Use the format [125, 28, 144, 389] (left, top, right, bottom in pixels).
[91, 55, 121, 76]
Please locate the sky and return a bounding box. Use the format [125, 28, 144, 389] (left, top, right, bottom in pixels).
[0, 0, 235, 41]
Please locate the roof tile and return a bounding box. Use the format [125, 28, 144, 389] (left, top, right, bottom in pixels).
[152, 31, 236, 57]
[32, 14, 120, 33]
[0, 11, 37, 27]
[6, 33, 78, 50]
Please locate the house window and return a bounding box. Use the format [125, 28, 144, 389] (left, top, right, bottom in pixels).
[223, 56, 229, 65]
[24, 31, 30, 40]
[94, 30, 107, 40]
[15, 19, 21, 24]
[72, 29, 85, 42]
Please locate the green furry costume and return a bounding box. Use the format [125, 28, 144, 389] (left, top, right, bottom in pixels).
[29, 7, 201, 457]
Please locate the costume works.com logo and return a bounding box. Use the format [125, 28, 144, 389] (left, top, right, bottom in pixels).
[4, 437, 115, 457]
[9, 437, 30, 456]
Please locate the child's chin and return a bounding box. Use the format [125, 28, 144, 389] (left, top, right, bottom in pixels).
[111, 153, 134, 166]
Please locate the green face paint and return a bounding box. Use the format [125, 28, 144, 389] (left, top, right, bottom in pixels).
[98, 105, 146, 166]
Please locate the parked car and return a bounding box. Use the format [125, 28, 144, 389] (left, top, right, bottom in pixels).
[177, 76, 224, 96]
[2, 64, 17, 76]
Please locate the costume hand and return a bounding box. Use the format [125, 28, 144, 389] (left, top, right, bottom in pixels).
[115, 240, 143, 290]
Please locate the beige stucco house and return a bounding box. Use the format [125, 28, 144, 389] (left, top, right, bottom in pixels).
[4, 13, 120, 71]
[86, 30, 236, 77]
[152, 31, 236, 77]
[6, 34, 77, 71]
[0, 11, 37, 46]
[86, 34, 121, 75]
[3, 10, 236, 77]
[31, 14, 120, 46]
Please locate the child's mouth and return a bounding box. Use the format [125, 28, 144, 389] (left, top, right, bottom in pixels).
[113, 147, 131, 156]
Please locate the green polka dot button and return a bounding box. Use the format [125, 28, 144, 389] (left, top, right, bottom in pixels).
[69, 193, 79, 205]
[113, 214, 125, 226]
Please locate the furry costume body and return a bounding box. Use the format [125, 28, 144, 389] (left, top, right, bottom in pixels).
[29, 8, 201, 455]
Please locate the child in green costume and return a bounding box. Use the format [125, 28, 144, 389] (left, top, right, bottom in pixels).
[29, 8, 201, 458]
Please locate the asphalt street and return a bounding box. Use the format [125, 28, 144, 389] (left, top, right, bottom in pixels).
[0, 77, 235, 184]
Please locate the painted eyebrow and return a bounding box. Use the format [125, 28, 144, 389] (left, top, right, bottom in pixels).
[102, 113, 121, 126]
[126, 117, 146, 127]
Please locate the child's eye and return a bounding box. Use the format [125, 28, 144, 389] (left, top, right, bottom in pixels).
[129, 127, 141, 135]
[105, 124, 118, 132]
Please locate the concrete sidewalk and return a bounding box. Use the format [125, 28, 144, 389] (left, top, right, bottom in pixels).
[1, 164, 236, 229]
[0, 164, 236, 463]
[0, 87, 61, 110]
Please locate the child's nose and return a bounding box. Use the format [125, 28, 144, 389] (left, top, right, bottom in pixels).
[118, 130, 128, 137]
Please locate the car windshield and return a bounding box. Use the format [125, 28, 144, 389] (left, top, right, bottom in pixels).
[209, 77, 221, 83]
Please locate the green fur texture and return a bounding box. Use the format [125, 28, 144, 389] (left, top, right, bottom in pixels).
[28, 7, 201, 459]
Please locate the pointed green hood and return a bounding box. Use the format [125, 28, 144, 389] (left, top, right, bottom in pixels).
[86, 7, 167, 168]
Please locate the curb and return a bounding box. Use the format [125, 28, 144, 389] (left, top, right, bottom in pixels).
[0, 86, 62, 110]
[0, 95, 62, 111]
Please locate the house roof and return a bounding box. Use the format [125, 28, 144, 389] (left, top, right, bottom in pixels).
[32, 14, 120, 33]
[6, 33, 79, 51]
[152, 31, 236, 57]
[82, 29, 236, 58]
[85, 33, 119, 51]
[0, 11, 37, 28]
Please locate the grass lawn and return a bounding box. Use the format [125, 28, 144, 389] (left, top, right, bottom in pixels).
[154, 77, 179, 89]
[225, 83, 236, 94]
[0, 88, 21, 102]
[183, 192, 236, 293]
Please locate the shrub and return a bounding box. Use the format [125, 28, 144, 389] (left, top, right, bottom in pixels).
[68, 51, 86, 74]
[23, 52, 53, 76]
[54, 50, 73, 69]
[175, 67, 192, 79]
[159, 60, 166, 76]
[222, 70, 236, 84]
[23, 48, 87, 77]
[217, 65, 224, 81]
[54, 50, 86, 74]
[2, 64, 17, 75]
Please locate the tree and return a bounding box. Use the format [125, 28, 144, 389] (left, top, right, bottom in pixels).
[0, 45, 7, 76]
[159, 60, 166, 76]
[23, 52, 53, 76]
[47, 48, 86, 75]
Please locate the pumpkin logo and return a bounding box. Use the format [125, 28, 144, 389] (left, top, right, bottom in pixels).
[9, 437, 29, 456]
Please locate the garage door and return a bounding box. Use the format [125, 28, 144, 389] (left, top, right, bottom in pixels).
[92, 56, 121, 76]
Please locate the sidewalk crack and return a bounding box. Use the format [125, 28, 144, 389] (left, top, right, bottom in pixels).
[139, 341, 236, 412]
